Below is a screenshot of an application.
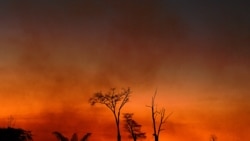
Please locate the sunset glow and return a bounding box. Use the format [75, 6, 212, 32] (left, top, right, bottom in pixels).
[0, 1, 250, 141]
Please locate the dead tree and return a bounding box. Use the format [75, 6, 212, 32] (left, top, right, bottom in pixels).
[89, 88, 131, 141]
[147, 90, 172, 141]
[123, 113, 146, 141]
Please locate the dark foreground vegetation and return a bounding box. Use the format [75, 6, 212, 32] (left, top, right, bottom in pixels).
[0, 127, 32, 141]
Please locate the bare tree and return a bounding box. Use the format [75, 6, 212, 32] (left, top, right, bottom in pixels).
[147, 90, 172, 141]
[123, 113, 146, 141]
[89, 88, 131, 141]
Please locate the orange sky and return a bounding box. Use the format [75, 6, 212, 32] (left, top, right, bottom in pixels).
[0, 1, 250, 141]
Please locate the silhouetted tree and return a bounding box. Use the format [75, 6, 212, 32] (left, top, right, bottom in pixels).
[52, 131, 91, 141]
[0, 127, 32, 141]
[89, 88, 131, 141]
[123, 113, 146, 141]
[147, 90, 172, 141]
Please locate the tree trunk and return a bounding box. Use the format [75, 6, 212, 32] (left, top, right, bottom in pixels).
[154, 135, 158, 141]
[117, 132, 121, 141]
[116, 119, 121, 141]
[114, 111, 122, 141]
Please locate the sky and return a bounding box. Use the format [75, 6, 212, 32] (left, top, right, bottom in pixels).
[0, 0, 250, 141]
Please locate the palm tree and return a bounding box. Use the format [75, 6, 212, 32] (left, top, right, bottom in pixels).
[52, 131, 91, 141]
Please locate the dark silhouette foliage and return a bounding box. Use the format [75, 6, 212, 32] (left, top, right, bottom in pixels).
[53, 131, 69, 141]
[0, 127, 32, 141]
[52, 131, 91, 141]
[80, 133, 91, 141]
[123, 113, 146, 141]
[89, 87, 131, 141]
[71, 133, 78, 141]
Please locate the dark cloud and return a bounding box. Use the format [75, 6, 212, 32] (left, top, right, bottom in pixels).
[1, 0, 189, 92]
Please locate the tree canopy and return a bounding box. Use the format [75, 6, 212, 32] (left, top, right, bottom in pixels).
[89, 87, 131, 141]
[123, 113, 146, 141]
